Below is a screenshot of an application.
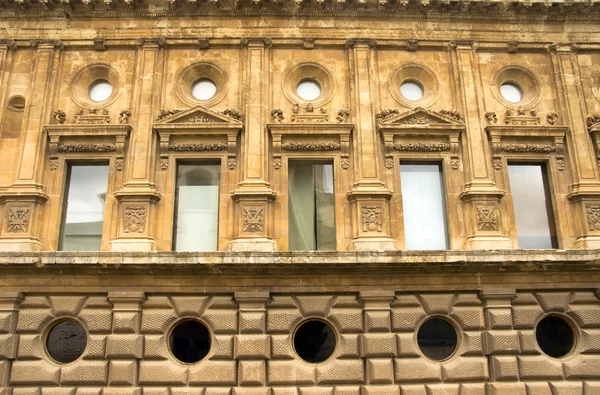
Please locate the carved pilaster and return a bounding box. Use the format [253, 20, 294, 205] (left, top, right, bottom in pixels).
[0, 292, 23, 387]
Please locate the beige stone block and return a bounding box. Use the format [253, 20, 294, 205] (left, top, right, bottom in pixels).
[584, 382, 600, 395]
[490, 356, 519, 381]
[78, 309, 112, 333]
[394, 358, 441, 383]
[365, 311, 390, 333]
[425, 384, 460, 395]
[517, 355, 563, 379]
[48, 296, 87, 317]
[460, 331, 483, 356]
[203, 309, 238, 334]
[524, 383, 551, 395]
[170, 389, 204, 395]
[338, 334, 360, 358]
[486, 308, 513, 330]
[450, 307, 485, 331]
[295, 296, 335, 317]
[75, 389, 102, 395]
[239, 311, 265, 334]
[367, 358, 394, 384]
[317, 359, 365, 384]
[568, 305, 600, 327]
[396, 333, 420, 357]
[391, 307, 426, 331]
[112, 311, 141, 334]
[579, 329, 600, 353]
[484, 331, 520, 354]
[41, 388, 76, 395]
[12, 389, 41, 395]
[268, 360, 316, 385]
[170, 295, 210, 317]
[60, 360, 108, 385]
[108, 360, 136, 385]
[513, 306, 544, 329]
[563, 355, 600, 378]
[441, 357, 488, 382]
[0, 333, 18, 358]
[0, 312, 15, 333]
[143, 334, 168, 359]
[84, 335, 107, 359]
[458, 383, 485, 395]
[272, 388, 298, 395]
[360, 385, 399, 395]
[141, 310, 177, 333]
[141, 389, 169, 395]
[518, 330, 541, 354]
[239, 360, 266, 385]
[486, 383, 526, 395]
[16, 309, 53, 333]
[334, 387, 360, 395]
[328, 309, 363, 333]
[10, 361, 60, 385]
[271, 334, 294, 359]
[106, 334, 143, 358]
[299, 388, 333, 395]
[548, 382, 583, 395]
[188, 360, 237, 385]
[205, 388, 231, 395]
[267, 309, 303, 333]
[235, 334, 270, 359]
[534, 292, 571, 313]
[399, 385, 425, 395]
[102, 388, 141, 395]
[0, 359, 6, 381]
[233, 388, 269, 395]
[138, 361, 187, 384]
[212, 335, 234, 360]
[418, 295, 455, 315]
[17, 334, 42, 359]
[362, 333, 396, 357]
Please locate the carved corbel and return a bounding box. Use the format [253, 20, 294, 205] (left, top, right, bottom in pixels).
[341, 133, 351, 170]
[159, 133, 170, 170]
[227, 133, 237, 170]
[49, 135, 60, 170]
[93, 38, 106, 51]
[0, 39, 16, 50]
[490, 134, 502, 170]
[554, 135, 566, 171]
[272, 134, 282, 170]
[198, 38, 210, 49]
[449, 134, 460, 170]
[115, 134, 127, 171]
[383, 133, 395, 169]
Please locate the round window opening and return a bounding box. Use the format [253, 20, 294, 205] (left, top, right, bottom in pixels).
[400, 80, 424, 102]
[500, 82, 523, 103]
[294, 319, 336, 363]
[192, 79, 217, 101]
[169, 319, 211, 364]
[46, 319, 87, 364]
[296, 80, 321, 101]
[536, 315, 575, 358]
[417, 317, 458, 361]
[88, 79, 113, 103]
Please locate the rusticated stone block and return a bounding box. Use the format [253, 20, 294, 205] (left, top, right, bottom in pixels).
[391, 307, 426, 331]
[580, 329, 600, 353]
[398, 385, 425, 395]
[519, 331, 541, 354]
[490, 356, 519, 381]
[16, 309, 53, 333]
[299, 388, 333, 395]
[108, 360, 136, 385]
[327, 309, 363, 333]
[12, 389, 41, 395]
[394, 358, 441, 383]
[418, 294, 455, 315]
[0, 359, 6, 380]
[48, 296, 87, 317]
[106, 334, 143, 358]
[84, 335, 107, 359]
[239, 311, 265, 334]
[205, 388, 232, 395]
[0, 333, 17, 358]
[486, 383, 526, 395]
[534, 292, 571, 313]
[169, 295, 210, 317]
[517, 355, 563, 379]
[567, 305, 600, 328]
[11, 361, 60, 385]
[459, 383, 485, 395]
[548, 382, 583, 395]
[143, 334, 168, 359]
[41, 388, 77, 395]
[102, 388, 141, 395]
[450, 307, 485, 330]
[212, 335, 234, 359]
[170, 389, 204, 395]
[362, 333, 396, 357]
[234, 334, 270, 359]
[441, 357, 488, 381]
[203, 309, 238, 334]
[563, 355, 600, 378]
[360, 385, 399, 395]
[112, 312, 140, 334]
[425, 383, 460, 395]
[17, 334, 42, 359]
[396, 333, 419, 357]
[138, 361, 187, 384]
[486, 309, 513, 330]
[233, 388, 270, 395]
[141, 310, 178, 333]
[268, 360, 316, 385]
[365, 311, 390, 333]
[525, 382, 551, 395]
[460, 332, 483, 356]
[512, 305, 544, 329]
[484, 331, 520, 354]
[271, 387, 298, 395]
[317, 359, 365, 384]
[367, 358, 394, 384]
[334, 387, 360, 395]
[78, 309, 112, 333]
[267, 309, 303, 333]
[0, 312, 14, 333]
[270, 334, 294, 359]
[188, 360, 237, 385]
[295, 295, 335, 317]
[584, 382, 600, 394]
[338, 334, 360, 358]
[60, 360, 108, 385]
[75, 388, 102, 395]
[239, 360, 266, 385]
[141, 389, 169, 395]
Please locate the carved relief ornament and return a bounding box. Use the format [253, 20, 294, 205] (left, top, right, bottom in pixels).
[243, 207, 264, 233]
[361, 206, 383, 232]
[587, 114, 600, 170]
[124, 206, 146, 233]
[476, 206, 498, 231]
[6, 206, 31, 233]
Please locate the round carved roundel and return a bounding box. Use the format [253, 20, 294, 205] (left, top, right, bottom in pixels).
[388, 63, 439, 108]
[492, 66, 540, 109]
[70, 64, 121, 109]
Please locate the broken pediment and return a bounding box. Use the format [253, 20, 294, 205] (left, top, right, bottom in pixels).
[154, 106, 244, 125]
[376, 107, 465, 127]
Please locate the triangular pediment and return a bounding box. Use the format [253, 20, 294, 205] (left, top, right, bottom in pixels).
[155, 106, 244, 125]
[378, 107, 464, 126]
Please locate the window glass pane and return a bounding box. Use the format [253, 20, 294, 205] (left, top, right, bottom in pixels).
[60, 164, 109, 251]
[289, 162, 335, 250]
[174, 163, 220, 251]
[400, 162, 448, 250]
[508, 164, 557, 248]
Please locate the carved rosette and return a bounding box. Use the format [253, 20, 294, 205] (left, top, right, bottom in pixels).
[586, 205, 600, 231]
[361, 206, 382, 232]
[243, 207, 264, 233]
[476, 206, 499, 231]
[124, 206, 146, 233]
[6, 206, 31, 233]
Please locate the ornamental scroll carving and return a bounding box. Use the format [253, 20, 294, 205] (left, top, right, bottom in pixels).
[586, 113, 600, 129]
[243, 207, 264, 233]
[361, 206, 382, 232]
[586, 206, 600, 231]
[124, 206, 146, 233]
[393, 143, 450, 152]
[376, 108, 400, 124]
[282, 142, 341, 151]
[476, 206, 498, 231]
[6, 206, 31, 233]
[169, 143, 228, 151]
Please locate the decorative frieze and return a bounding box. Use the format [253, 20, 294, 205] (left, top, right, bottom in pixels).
[243, 207, 264, 233]
[124, 206, 146, 233]
[291, 104, 329, 123]
[281, 142, 340, 151]
[586, 205, 600, 231]
[502, 144, 555, 153]
[393, 143, 450, 152]
[74, 108, 111, 125]
[58, 143, 116, 153]
[361, 206, 382, 232]
[503, 109, 540, 126]
[6, 207, 31, 234]
[476, 206, 498, 231]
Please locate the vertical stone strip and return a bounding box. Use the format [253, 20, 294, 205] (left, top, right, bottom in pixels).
[479, 289, 525, 395]
[0, 40, 16, 137]
[111, 39, 163, 252]
[0, 292, 23, 390]
[346, 39, 395, 251]
[451, 41, 511, 250]
[234, 292, 270, 395]
[359, 291, 398, 395]
[106, 292, 146, 395]
[549, 44, 600, 248]
[230, 38, 277, 252]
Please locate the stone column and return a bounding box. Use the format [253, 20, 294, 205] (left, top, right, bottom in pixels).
[450, 41, 512, 250]
[111, 39, 164, 252]
[0, 40, 61, 252]
[479, 289, 524, 395]
[230, 38, 277, 252]
[106, 292, 146, 395]
[346, 39, 395, 251]
[0, 40, 15, 135]
[359, 291, 398, 395]
[0, 292, 23, 390]
[234, 292, 270, 394]
[549, 43, 600, 248]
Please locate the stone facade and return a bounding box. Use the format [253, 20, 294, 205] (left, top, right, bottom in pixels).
[2, 0, 600, 393]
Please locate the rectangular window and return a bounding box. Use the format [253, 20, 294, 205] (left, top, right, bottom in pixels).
[400, 161, 449, 250]
[288, 161, 336, 250]
[59, 164, 109, 251]
[173, 162, 221, 251]
[508, 163, 557, 248]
